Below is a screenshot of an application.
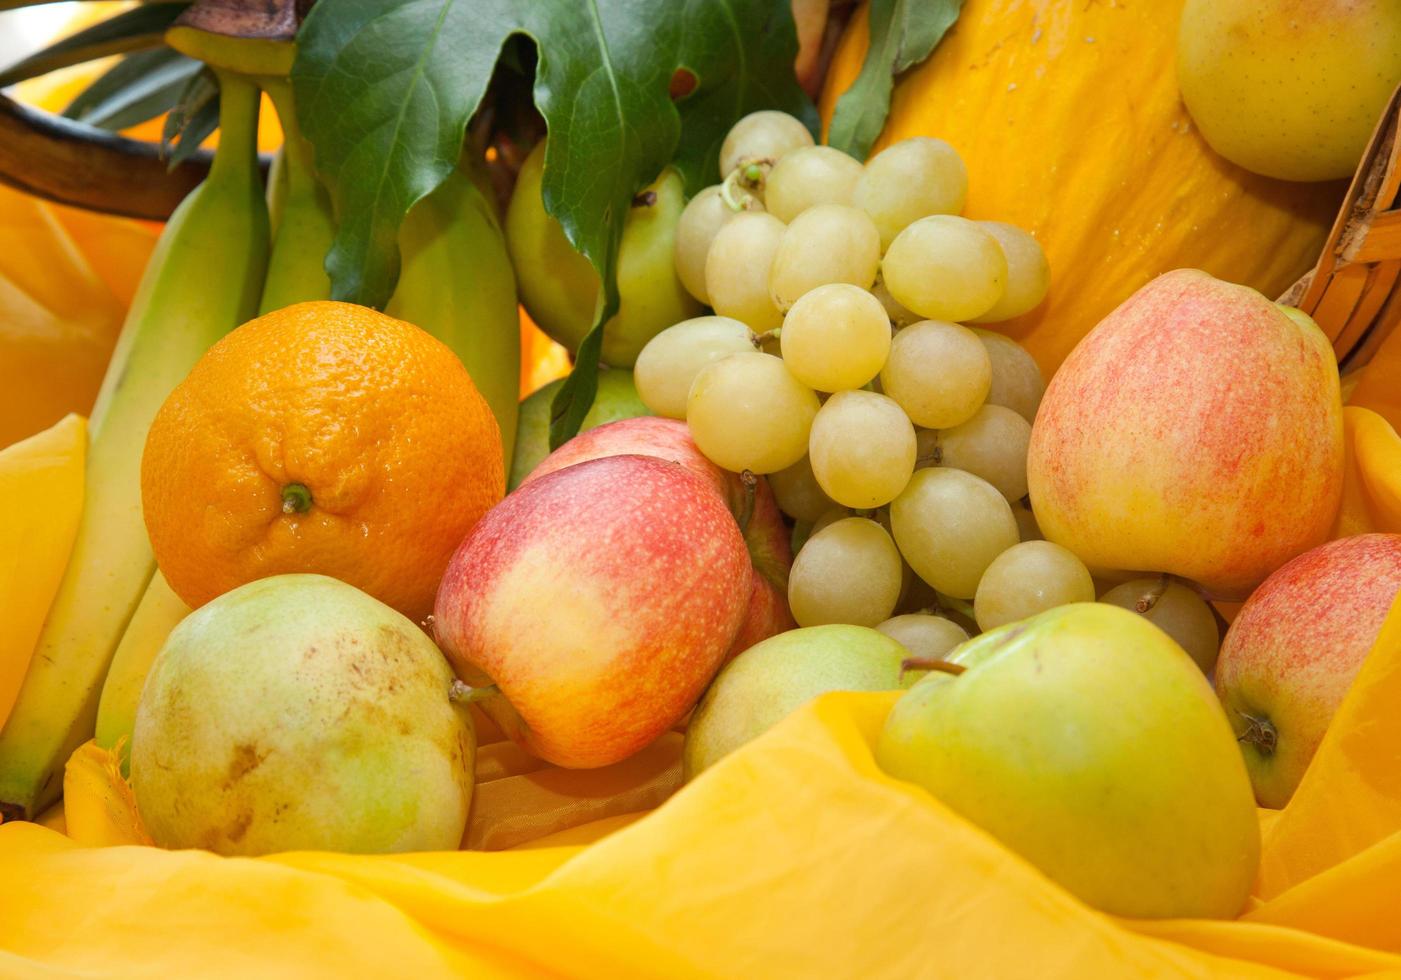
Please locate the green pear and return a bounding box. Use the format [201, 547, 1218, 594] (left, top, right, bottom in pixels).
[508, 368, 649, 489]
[684, 624, 915, 780]
[876, 603, 1259, 920]
[131, 574, 475, 856]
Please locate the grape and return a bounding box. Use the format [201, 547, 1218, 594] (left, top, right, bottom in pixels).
[1011, 498, 1042, 542]
[880, 320, 991, 429]
[808, 390, 916, 509]
[719, 110, 814, 177]
[686, 351, 819, 473]
[769, 205, 881, 312]
[765, 145, 864, 222]
[871, 278, 918, 327]
[969, 222, 1050, 323]
[634, 316, 756, 419]
[875, 613, 969, 663]
[780, 284, 891, 392]
[675, 186, 759, 304]
[767, 455, 834, 523]
[1100, 578, 1220, 674]
[890, 468, 1018, 598]
[788, 518, 903, 627]
[706, 211, 787, 332]
[972, 329, 1045, 423]
[973, 541, 1095, 631]
[882, 215, 1007, 322]
[854, 137, 969, 248]
[926, 405, 1032, 502]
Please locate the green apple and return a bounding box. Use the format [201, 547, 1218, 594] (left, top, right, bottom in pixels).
[876, 603, 1259, 920]
[506, 141, 703, 367]
[131, 574, 475, 856]
[1178, 0, 1401, 181]
[684, 624, 915, 780]
[508, 369, 649, 489]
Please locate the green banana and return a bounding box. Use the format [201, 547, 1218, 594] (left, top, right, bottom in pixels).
[387, 165, 522, 468]
[256, 75, 334, 312]
[0, 72, 269, 819]
[93, 571, 190, 775]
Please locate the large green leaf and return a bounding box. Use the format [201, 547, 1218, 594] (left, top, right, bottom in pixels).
[0, 3, 189, 87]
[826, 0, 963, 161]
[292, 0, 812, 446]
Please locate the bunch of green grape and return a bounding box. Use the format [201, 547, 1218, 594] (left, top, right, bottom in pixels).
[635, 110, 1141, 657]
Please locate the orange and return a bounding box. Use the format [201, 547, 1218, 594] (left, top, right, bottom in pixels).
[141, 301, 505, 622]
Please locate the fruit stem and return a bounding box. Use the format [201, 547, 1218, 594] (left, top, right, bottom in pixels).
[720, 164, 765, 211]
[737, 470, 758, 534]
[449, 680, 500, 705]
[901, 657, 966, 677]
[752, 327, 781, 345]
[281, 483, 313, 514]
[1235, 710, 1278, 756]
[1134, 575, 1170, 614]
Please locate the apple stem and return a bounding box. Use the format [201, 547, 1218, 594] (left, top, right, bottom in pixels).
[901, 657, 966, 677]
[449, 680, 500, 706]
[737, 470, 758, 534]
[1235, 710, 1278, 756]
[1134, 575, 1170, 614]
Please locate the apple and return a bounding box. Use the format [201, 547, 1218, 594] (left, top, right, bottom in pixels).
[1215, 533, 1401, 808]
[1178, 0, 1401, 181]
[1027, 270, 1343, 600]
[876, 603, 1259, 920]
[1099, 577, 1221, 676]
[435, 454, 752, 768]
[684, 624, 913, 779]
[131, 574, 474, 856]
[508, 368, 649, 490]
[525, 416, 795, 658]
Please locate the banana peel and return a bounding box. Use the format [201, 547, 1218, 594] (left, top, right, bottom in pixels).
[0, 414, 86, 731]
[0, 73, 270, 820]
[62, 740, 151, 847]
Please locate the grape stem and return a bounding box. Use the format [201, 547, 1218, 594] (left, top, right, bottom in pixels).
[752, 327, 781, 345]
[720, 161, 767, 211]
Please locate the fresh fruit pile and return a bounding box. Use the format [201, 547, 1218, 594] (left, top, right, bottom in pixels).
[2, 0, 1400, 960]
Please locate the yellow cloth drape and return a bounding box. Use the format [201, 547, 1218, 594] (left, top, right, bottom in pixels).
[2, 595, 1401, 976]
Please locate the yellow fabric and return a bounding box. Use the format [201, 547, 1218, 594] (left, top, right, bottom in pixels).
[0, 414, 85, 729]
[6, 596, 1401, 978]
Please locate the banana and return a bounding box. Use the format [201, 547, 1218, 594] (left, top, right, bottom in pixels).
[93, 571, 191, 775]
[0, 72, 269, 820]
[255, 75, 334, 312]
[387, 164, 522, 468]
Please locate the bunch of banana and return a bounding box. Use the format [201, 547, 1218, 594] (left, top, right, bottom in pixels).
[0, 6, 521, 815]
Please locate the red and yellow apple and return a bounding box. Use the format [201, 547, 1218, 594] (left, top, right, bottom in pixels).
[434, 454, 752, 768]
[1027, 269, 1343, 600]
[525, 416, 795, 657]
[1215, 533, 1401, 808]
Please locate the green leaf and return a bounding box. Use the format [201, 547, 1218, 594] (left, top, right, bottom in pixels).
[293, 0, 811, 445]
[0, 3, 189, 87]
[161, 66, 220, 169]
[827, 0, 963, 161]
[63, 48, 201, 132]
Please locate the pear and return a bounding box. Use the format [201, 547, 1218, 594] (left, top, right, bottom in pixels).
[131, 574, 475, 856]
[684, 625, 914, 780]
[876, 603, 1259, 919]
